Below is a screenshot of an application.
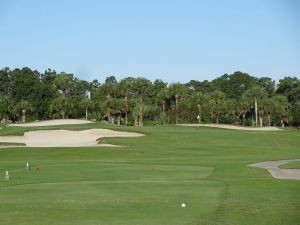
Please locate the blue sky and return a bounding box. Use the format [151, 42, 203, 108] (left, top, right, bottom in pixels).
[0, 0, 299, 83]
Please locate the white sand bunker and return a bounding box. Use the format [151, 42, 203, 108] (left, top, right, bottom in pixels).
[8, 119, 93, 127]
[0, 129, 144, 147]
[248, 159, 300, 180]
[179, 124, 281, 131]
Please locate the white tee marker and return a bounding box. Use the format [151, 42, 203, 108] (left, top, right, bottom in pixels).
[4, 170, 10, 180]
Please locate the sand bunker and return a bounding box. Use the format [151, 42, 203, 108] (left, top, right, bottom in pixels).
[0, 129, 144, 147]
[179, 124, 281, 131]
[8, 119, 94, 127]
[248, 159, 300, 180]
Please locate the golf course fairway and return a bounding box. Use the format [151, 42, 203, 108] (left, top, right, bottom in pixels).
[0, 123, 299, 225]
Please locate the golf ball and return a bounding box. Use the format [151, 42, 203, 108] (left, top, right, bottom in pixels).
[181, 203, 186, 207]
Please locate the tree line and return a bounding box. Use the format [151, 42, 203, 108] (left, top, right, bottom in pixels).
[0, 67, 299, 126]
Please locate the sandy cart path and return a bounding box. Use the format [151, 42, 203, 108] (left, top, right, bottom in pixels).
[248, 159, 300, 180]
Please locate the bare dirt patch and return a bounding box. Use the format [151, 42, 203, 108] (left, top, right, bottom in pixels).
[248, 159, 300, 180]
[0, 129, 144, 147]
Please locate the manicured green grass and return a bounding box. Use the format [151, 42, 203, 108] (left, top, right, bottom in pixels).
[0, 123, 300, 225]
[280, 161, 300, 169]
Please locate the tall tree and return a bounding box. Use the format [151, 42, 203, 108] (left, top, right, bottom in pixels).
[53, 73, 74, 96]
[81, 97, 92, 120]
[277, 77, 300, 102]
[208, 90, 226, 124]
[257, 77, 275, 97]
[169, 83, 187, 124]
[133, 78, 152, 126]
[291, 101, 300, 126]
[11, 67, 40, 103]
[272, 95, 290, 127]
[119, 78, 134, 125]
[0, 67, 11, 94]
[157, 88, 170, 125]
[49, 95, 72, 119]
[212, 71, 256, 99]
[100, 80, 118, 123]
[0, 94, 12, 121]
[16, 100, 33, 123]
[191, 91, 206, 124]
[243, 86, 266, 126]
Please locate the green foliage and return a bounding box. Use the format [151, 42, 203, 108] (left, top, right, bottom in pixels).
[0, 94, 12, 121]
[208, 90, 226, 123]
[291, 101, 300, 125]
[0, 67, 299, 126]
[0, 67, 11, 94]
[211, 71, 256, 98]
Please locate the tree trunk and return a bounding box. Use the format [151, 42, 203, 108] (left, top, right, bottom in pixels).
[125, 96, 128, 126]
[139, 95, 144, 126]
[107, 108, 112, 123]
[85, 107, 88, 120]
[254, 97, 258, 127]
[22, 109, 26, 123]
[175, 94, 179, 124]
[111, 116, 115, 124]
[242, 113, 245, 126]
[117, 114, 121, 125]
[134, 118, 139, 126]
[216, 114, 219, 124]
[197, 104, 201, 124]
[61, 111, 65, 119]
[139, 110, 143, 126]
[162, 101, 166, 125]
[268, 114, 271, 126]
[259, 116, 263, 127]
[106, 95, 112, 123]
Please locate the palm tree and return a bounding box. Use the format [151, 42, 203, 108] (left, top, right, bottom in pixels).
[16, 100, 33, 123]
[53, 73, 73, 96]
[133, 78, 151, 126]
[110, 98, 126, 125]
[208, 90, 226, 124]
[157, 88, 170, 125]
[119, 78, 134, 126]
[49, 95, 72, 119]
[191, 91, 206, 124]
[243, 86, 266, 126]
[272, 95, 290, 127]
[131, 98, 149, 126]
[169, 83, 187, 124]
[0, 94, 12, 122]
[100, 82, 117, 123]
[236, 98, 249, 126]
[81, 97, 92, 120]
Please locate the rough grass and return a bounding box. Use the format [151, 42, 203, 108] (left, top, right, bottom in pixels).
[0, 142, 25, 146]
[280, 161, 300, 169]
[0, 123, 299, 225]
